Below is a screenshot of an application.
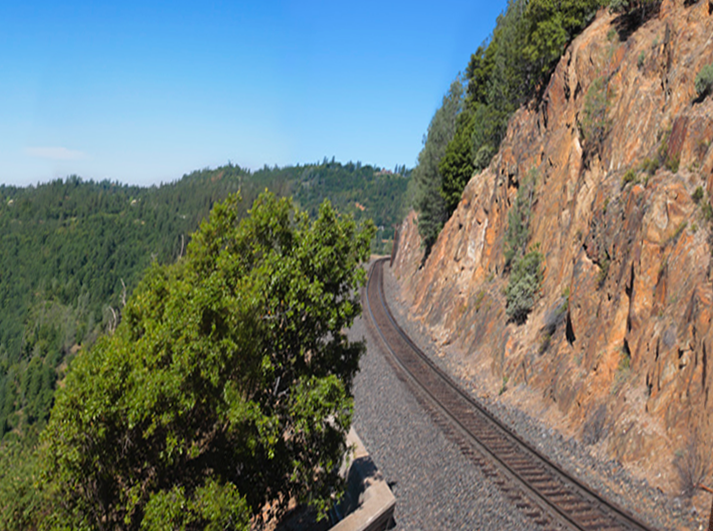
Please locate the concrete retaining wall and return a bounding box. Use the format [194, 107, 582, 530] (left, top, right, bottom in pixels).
[330, 428, 395, 531]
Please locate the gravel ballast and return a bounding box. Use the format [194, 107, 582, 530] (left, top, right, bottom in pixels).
[353, 261, 704, 531]
[350, 274, 542, 530]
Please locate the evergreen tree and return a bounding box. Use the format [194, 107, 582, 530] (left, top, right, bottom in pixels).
[439, 111, 475, 214]
[524, 0, 601, 82]
[413, 77, 464, 256]
[440, 0, 602, 216]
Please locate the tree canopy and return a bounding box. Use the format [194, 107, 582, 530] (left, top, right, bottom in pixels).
[37, 191, 374, 529]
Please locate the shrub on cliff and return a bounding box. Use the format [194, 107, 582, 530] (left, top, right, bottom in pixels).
[580, 77, 612, 160]
[673, 432, 710, 498]
[506, 247, 544, 324]
[504, 170, 542, 324]
[695, 63, 713, 99]
[608, 0, 662, 29]
[504, 169, 537, 269]
[608, 0, 659, 13]
[36, 192, 374, 529]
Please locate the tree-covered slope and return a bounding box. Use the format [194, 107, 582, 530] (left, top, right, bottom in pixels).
[414, 0, 608, 242]
[0, 160, 409, 444]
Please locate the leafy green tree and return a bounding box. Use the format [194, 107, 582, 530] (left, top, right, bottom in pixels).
[39, 192, 374, 529]
[413, 77, 464, 255]
[0, 441, 46, 530]
[140, 479, 249, 531]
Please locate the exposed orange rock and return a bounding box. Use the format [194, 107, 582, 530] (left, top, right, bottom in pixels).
[393, 1, 713, 500]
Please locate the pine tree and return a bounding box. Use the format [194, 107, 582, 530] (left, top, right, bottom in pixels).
[413, 77, 464, 256]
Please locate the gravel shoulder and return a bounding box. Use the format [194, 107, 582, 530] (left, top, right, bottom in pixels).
[373, 262, 704, 531]
[350, 288, 540, 529]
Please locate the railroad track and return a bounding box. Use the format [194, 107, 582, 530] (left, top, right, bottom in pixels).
[364, 258, 655, 531]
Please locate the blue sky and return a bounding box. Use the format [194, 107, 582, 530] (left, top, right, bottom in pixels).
[0, 1, 507, 187]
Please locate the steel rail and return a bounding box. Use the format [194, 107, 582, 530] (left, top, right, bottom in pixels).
[364, 258, 655, 531]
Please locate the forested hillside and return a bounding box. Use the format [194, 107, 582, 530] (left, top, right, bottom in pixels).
[0, 160, 409, 447]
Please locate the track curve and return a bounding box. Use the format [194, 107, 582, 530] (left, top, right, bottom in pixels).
[364, 258, 655, 531]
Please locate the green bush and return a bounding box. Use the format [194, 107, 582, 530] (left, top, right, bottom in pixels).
[641, 157, 659, 175]
[141, 480, 250, 531]
[0, 441, 48, 529]
[702, 202, 713, 222]
[504, 169, 537, 269]
[608, 0, 662, 18]
[580, 77, 611, 157]
[656, 128, 681, 174]
[597, 257, 610, 288]
[695, 63, 713, 99]
[504, 168, 543, 324]
[506, 248, 544, 324]
[665, 153, 680, 173]
[670, 221, 688, 243]
[619, 348, 631, 371]
[621, 169, 639, 188]
[608, 0, 629, 11]
[692, 186, 704, 204]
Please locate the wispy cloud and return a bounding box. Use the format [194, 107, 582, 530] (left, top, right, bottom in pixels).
[25, 146, 87, 161]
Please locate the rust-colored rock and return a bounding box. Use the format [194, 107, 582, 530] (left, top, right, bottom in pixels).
[393, 3, 713, 500]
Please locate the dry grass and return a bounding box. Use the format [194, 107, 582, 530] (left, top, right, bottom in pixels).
[674, 432, 711, 498]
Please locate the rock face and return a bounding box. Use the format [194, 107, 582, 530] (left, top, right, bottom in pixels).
[393, 0, 713, 496]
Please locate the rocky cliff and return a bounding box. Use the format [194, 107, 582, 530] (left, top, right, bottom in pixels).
[393, 0, 713, 501]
